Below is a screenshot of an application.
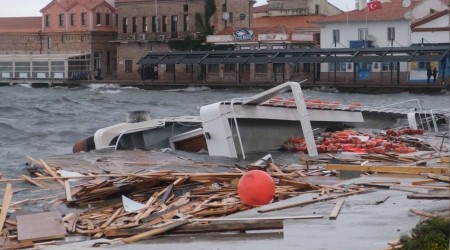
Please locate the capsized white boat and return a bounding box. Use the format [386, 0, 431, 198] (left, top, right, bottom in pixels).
[73, 81, 448, 158]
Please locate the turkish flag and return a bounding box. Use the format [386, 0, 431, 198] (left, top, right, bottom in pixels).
[367, 1, 382, 11]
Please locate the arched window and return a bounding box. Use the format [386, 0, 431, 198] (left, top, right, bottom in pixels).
[96, 8, 102, 26]
[105, 9, 111, 26]
[69, 9, 76, 26]
[58, 10, 65, 27]
[44, 10, 51, 28]
[81, 9, 87, 26]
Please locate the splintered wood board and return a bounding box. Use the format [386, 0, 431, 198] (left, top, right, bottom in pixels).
[17, 211, 67, 242]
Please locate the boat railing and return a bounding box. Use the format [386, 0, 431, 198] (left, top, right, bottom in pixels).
[259, 97, 449, 131]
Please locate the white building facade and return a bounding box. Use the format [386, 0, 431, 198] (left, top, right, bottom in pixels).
[318, 0, 450, 84]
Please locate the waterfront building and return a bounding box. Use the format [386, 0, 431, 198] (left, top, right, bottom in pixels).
[0, 0, 117, 85]
[114, 0, 253, 81]
[317, 0, 450, 84]
[204, 0, 341, 83]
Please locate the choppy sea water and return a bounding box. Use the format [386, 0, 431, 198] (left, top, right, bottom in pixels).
[0, 84, 449, 179]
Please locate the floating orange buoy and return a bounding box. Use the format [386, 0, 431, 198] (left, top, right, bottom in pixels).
[238, 170, 275, 206]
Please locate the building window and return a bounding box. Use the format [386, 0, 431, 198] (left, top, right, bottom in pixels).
[152, 16, 157, 32]
[81, 12, 87, 26]
[96, 12, 101, 25]
[208, 64, 219, 73]
[229, 13, 233, 23]
[125, 60, 133, 73]
[45, 15, 51, 27]
[357, 62, 372, 70]
[255, 64, 267, 73]
[171, 15, 178, 34]
[132, 17, 137, 33]
[224, 64, 235, 73]
[142, 17, 148, 33]
[315, 4, 319, 14]
[115, 14, 119, 27]
[122, 18, 128, 33]
[328, 62, 347, 71]
[387, 27, 395, 41]
[183, 15, 189, 32]
[358, 28, 368, 40]
[105, 13, 111, 26]
[183, 4, 188, 12]
[47, 37, 52, 49]
[59, 14, 64, 27]
[162, 16, 167, 32]
[381, 62, 398, 71]
[70, 13, 75, 26]
[332, 29, 340, 44]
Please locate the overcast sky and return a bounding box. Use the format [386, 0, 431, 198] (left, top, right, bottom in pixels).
[0, 0, 355, 17]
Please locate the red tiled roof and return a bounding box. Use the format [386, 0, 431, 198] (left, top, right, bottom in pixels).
[316, 0, 420, 23]
[115, 0, 149, 3]
[216, 15, 321, 36]
[252, 15, 322, 30]
[0, 17, 42, 33]
[216, 24, 291, 35]
[252, 4, 269, 13]
[41, 0, 113, 12]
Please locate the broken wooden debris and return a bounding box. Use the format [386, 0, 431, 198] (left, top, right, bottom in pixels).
[105, 219, 284, 237]
[427, 173, 450, 183]
[329, 199, 345, 220]
[122, 220, 189, 243]
[409, 208, 437, 218]
[406, 194, 449, 200]
[16, 211, 66, 242]
[258, 188, 375, 213]
[0, 183, 13, 232]
[8, 146, 449, 247]
[326, 164, 448, 175]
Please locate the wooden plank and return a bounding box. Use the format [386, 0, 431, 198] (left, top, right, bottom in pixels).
[0, 240, 34, 249]
[105, 220, 284, 238]
[64, 180, 72, 202]
[412, 179, 436, 185]
[258, 188, 375, 213]
[278, 177, 316, 191]
[427, 173, 450, 183]
[407, 194, 449, 200]
[16, 211, 66, 241]
[39, 159, 65, 186]
[409, 208, 436, 217]
[0, 183, 13, 231]
[441, 156, 449, 163]
[393, 185, 449, 190]
[326, 164, 448, 174]
[185, 215, 323, 222]
[20, 175, 50, 189]
[329, 199, 345, 220]
[122, 220, 189, 243]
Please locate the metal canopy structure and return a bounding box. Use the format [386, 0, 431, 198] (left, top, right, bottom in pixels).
[138, 46, 450, 65]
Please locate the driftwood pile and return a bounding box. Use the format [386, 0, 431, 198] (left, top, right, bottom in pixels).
[0, 136, 448, 249]
[0, 155, 380, 249]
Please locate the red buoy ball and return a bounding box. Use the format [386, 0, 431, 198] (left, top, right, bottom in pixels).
[238, 170, 275, 206]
